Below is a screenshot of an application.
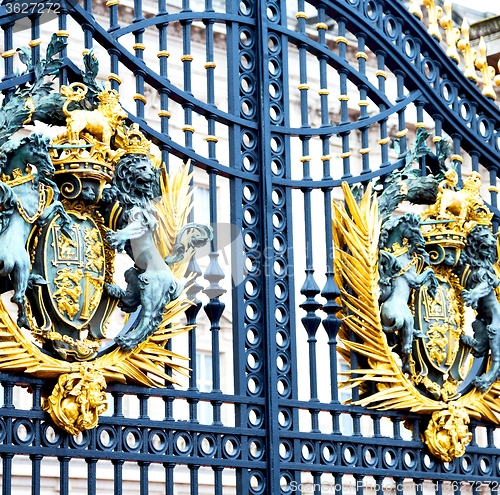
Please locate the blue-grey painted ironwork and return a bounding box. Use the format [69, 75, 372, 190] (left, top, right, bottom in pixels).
[2, 0, 500, 494]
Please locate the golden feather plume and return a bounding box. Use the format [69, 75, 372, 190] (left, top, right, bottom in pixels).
[153, 159, 195, 280]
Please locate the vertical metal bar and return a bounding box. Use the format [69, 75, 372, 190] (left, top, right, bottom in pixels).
[337, 18, 351, 178]
[395, 476, 404, 495]
[376, 51, 390, 168]
[296, 0, 321, 435]
[451, 134, 463, 180]
[59, 456, 70, 495]
[190, 464, 199, 495]
[2, 454, 12, 495]
[1, 23, 15, 100]
[87, 425, 97, 495]
[374, 476, 384, 495]
[393, 417, 401, 439]
[395, 70, 407, 156]
[87, 459, 97, 495]
[356, 34, 370, 174]
[213, 467, 223, 495]
[317, 4, 342, 419]
[2, 379, 14, 495]
[490, 168, 498, 231]
[435, 479, 443, 495]
[108, 0, 120, 32]
[255, 0, 280, 491]
[30, 454, 42, 495]
[133, 0, 146, 120]
[181, 0, 194, 152]
[31, 383, 42, 495]
[470, 150, 480, 173]
[29, 14, 41, 66]
[57, 6, 68, 85]
[157, 0, 170, 167]
[82, 0, 93, 50]
[164, 463, 175, 495]
[139, 461, 150, 495]
[226, 1, 254, 490]
[355, 474, 364, 495]
[113, 460, 123, 495]
[186, 260, 202, 422]
[204, 166, 225, 426]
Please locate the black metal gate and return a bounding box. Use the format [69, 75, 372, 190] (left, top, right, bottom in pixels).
[1, 0, 500, 493]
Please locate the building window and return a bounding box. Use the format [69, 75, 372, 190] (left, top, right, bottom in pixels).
[339, 361, 353, 435]
[196, 352, 213, 423]
[193, 186, 211, 225]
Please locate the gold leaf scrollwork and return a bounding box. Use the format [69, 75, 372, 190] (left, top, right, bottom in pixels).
[41, 364, 107, 436]
[424, 403, 472, 462]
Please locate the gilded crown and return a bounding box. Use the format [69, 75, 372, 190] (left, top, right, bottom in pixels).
[97, 82, 121, 105]
[472, 204, 494, 226]
[420, 170, 493, 250]
[111, 124, 150, 166]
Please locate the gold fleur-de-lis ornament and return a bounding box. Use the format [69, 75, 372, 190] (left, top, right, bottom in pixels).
[475, 36, 496, 100]
[423, 0, 443, 41]
[457, 18, 478, 83]
[440, 1, 460, 63]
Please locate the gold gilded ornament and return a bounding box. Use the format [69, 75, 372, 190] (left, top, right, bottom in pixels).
[424, 404, 472, 462]
[42, 364, 108, 436]
[408, 0, 423, 20]
[60, 82, 128, 153]
[0, 45, 212, 435]
[440, 1, 460, 63]
[334, 176, 500, 463]
[423, 0, 443, 41]
[475, 36, 496, 100]
[458, 18, 478, 83]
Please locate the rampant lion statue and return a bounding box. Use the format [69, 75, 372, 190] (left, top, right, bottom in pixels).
[458, 224, 500, 392]
[104, 153, 184, 350]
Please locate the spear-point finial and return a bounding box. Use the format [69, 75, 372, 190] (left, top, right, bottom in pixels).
[493, 59, 500, 91]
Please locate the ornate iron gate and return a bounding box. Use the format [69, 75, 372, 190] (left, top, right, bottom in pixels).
[1, 0, 500, 493]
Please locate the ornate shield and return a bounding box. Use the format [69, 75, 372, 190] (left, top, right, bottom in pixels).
[414, 270, 463, 374]
[43, 212, 105, 329]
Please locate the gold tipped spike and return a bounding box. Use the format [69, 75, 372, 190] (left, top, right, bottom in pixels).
[458, 18, 478, 82]
[494, 59, 500, 91]
[475, 36, 497, 100]
[440, 1, 460, 63]
[409, 0, 423, 20]
[423, 0, 443, 41]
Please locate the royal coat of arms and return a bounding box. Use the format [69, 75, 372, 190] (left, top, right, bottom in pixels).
[334, 131, 500, 462]
[0, 36, 211, 435]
